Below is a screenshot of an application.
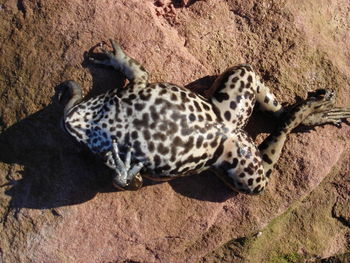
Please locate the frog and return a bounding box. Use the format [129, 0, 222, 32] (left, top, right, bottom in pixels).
[58, 39, 350, 194]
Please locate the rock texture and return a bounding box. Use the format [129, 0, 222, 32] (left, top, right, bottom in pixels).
[0, 0, 349, 262]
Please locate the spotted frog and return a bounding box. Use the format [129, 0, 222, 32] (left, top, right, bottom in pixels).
[59, 40, 350, 194]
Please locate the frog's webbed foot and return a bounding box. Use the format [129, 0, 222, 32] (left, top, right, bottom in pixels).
[302, 107, 350, 127]
[305, 89, 335, 112]
[88, 39, 121, 68]
[301, 89, 350, 127]
[88, 39, 149, 84]
[105, 141, 144, 190]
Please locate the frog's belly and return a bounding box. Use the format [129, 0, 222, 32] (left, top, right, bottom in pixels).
[84, 118, 226, 177]
[132, 129, 225, 177]
[98, 108, 225, 177]
[66, 83, 229, 177]
[116, 113, 226, 177]
[115, 85, 228, 177]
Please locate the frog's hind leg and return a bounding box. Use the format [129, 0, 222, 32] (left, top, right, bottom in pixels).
[257, 90, 348, 188]
[211, 64, 283, 128]
[254, 76, 284, 117]
[89, 39, 149, 87]
[213, 89, 349, 195]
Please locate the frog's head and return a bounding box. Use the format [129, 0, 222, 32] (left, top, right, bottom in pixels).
[57, 80, 83, 119]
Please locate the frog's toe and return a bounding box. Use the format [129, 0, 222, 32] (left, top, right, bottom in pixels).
[89, 56, 114, 67]
[308, 89, 334, 100]
[112, 165, 144, 191]
[125, 173, 143, 191]
[106, 142, 145, 190]
[306, 90, 335, 112]
[302, 107, 350, 127]
[88, 41, 118, 67]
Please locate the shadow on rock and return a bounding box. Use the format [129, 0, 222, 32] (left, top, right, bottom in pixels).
[168, 170, 237, 202]
[0, 101, 116, 210]
[0, 53, 129, 210]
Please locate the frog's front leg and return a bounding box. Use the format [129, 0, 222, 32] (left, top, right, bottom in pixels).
[89, 39, 149, 86]
[105, 141, 144, 190]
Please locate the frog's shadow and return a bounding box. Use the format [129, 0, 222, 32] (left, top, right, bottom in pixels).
[0, 102, 116, 211]
[0, 63, 279, 211]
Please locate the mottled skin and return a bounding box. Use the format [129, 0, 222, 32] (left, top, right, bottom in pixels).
[60, 40, 350, 194]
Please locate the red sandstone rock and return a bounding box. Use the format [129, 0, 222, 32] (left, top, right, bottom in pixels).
[0, 1, 349, 262]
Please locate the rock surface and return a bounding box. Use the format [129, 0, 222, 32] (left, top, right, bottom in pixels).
[0, 0, 349, 262]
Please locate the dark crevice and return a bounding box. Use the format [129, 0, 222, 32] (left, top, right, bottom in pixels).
[230, 9, 251, 25]
[318, 252, 350, 263]
[331, 201, 350, 228]
[17, 0, 26, 14]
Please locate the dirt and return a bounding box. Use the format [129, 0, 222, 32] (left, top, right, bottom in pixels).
[0, 0, 349, 262]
